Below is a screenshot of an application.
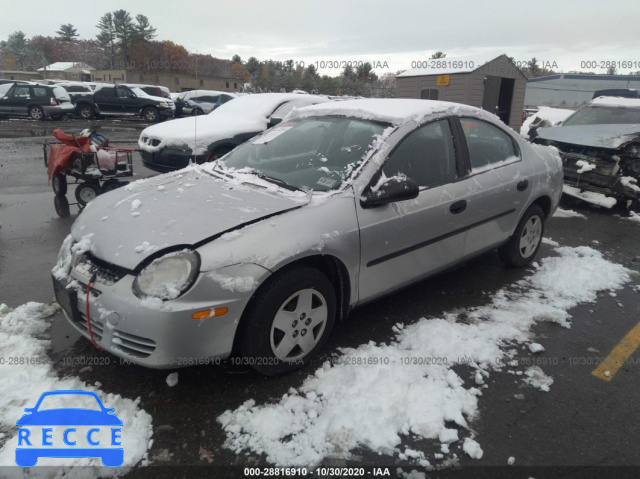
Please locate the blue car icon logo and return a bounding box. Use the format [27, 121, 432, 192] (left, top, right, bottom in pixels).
[15, 390, 123, 467]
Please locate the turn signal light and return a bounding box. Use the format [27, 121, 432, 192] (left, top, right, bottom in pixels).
[192, 307, 228, 320]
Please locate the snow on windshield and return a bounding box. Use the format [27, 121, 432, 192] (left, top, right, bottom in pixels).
[218, 245, 632, 467]
[216, 117, 388, 192]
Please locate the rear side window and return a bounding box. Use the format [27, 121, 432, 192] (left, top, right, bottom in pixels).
[95, 87, 115, 98]
[0, 84, 12, 96]
[459, 118, 519, 173]
[32, 87, 48, 97]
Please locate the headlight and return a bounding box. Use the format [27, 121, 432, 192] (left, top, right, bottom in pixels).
[158, 102, 167, 108]
[133, 249, 200, 300]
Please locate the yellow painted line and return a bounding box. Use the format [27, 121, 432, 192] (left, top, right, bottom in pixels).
[592, 320, 640, 381]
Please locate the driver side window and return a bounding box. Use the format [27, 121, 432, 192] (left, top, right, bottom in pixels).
[383, 119, 457, 188]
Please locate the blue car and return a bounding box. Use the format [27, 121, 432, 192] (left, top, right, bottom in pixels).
[15, 390, 123, 467]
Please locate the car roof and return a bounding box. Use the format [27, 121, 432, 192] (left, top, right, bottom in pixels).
[287, 98, 497, 126]
[589, 96, 640, 108]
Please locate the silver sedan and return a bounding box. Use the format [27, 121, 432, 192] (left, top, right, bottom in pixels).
[52, 99, 563, 375]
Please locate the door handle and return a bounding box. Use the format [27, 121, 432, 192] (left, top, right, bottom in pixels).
[517, 179, 529, 191]
[450, 200, 467, 214]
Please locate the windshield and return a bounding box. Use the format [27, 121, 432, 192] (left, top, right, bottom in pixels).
[562, 105, 640, 126]
[215, 117, 387, 192]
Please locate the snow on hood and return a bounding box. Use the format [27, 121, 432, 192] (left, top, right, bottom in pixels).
[287, 98, 500, 127]
[138, 93, 329, 155]
[536, 124, 640, 149]
[71, 165, 310, 270]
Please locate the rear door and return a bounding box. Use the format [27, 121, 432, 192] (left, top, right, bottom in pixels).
[94, 86, 120, 113]
[455, 117, 533, 257]
[356, 118, 470, 302]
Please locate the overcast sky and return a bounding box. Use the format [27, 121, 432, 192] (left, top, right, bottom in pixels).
[2, 0, 639, 75]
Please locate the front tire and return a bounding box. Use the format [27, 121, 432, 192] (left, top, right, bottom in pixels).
[239, 267, 336, 376]
[29, 106, 45, 121]
[498, 204, 545, 267]
[75, 182, 100, 206]
[52, 173, 67, 196]
[54, 195, 71, 217]
[142, 107, 160, 122]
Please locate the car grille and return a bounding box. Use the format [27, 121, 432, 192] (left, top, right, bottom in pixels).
[141, 137, 161, 147]
[75, 253, 129, 286]
[76, 313, 157, 358]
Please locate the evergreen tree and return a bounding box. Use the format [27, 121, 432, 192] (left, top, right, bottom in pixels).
[96, 13, 116, 68]
[430, 51, 446, 59]
[113, 9, 135, 62]
[56, 24, 79, 42]
[134, 15, 157, 42]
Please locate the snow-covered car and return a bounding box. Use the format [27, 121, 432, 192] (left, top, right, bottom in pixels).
[182, 91, 236, 116]
[138, 93, 330, 172]
[53, 98, 563, 375]
[520, 107, 574, 140]
[535, 97, 640, 212]
[0, 82, 74, 120]
[174, 89, 236, 116]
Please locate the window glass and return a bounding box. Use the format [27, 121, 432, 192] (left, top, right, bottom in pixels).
[383, 119, 456, 188]
[96, 86, 115, 97]
[459, 118, 519, 172]
[32, 87, 48, 97]
[562, 106, 640, 126]
[13, 86, 31, 97]
[0, 84, 12, 96]
[218, 117, 387, 192]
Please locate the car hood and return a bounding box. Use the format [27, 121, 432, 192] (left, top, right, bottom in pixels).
[71, 166, 310, 270]
[138, 113, 265, 155]
[537, 124, 640, 150]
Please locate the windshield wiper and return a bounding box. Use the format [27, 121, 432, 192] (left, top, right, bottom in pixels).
[252, 172, 306, 192]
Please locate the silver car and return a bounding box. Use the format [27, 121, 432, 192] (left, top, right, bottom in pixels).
[52, 99, 563, 375]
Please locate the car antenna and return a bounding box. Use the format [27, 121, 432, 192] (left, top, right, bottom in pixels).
[192, 51, 198, 166]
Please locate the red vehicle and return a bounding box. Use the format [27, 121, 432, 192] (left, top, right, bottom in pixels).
[44, 129, 135, 216]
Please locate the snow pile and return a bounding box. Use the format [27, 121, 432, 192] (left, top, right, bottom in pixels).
[0, 302, 153, 474]
[218, 246, 632, 466]
[553, 208, 586, 219]
[563, 185, 617, 208]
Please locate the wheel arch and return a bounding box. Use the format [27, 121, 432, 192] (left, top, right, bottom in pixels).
[231, 253, 351, 354]
[531, 194, 552, 219]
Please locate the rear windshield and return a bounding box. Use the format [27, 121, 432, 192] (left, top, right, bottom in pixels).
[562, 105, 640, 126]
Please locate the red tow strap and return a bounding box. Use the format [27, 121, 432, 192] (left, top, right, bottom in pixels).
[85, 273, 103, 351]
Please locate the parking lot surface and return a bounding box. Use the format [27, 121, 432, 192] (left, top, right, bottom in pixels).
[0, 118, 639, 478]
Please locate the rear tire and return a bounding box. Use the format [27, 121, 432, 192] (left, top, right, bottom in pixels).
[78, 105, 94, 120]
[498, 204, 545, 267]
[239, 267, 336, 376]
[52, 173, 67, 196]
[29, 106, 45, 121]
[75, 182, 100, 206]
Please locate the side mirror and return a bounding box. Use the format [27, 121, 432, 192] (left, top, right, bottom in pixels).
[268, 117, 283, 127]
[129, 93, 136, 99]
[360, 176, 419, 209]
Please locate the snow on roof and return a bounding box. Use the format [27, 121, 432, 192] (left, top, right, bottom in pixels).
[37, 62, 92, 72]
[139, 93, 329, 155]
[289, 98, 497, 126]
[397, 53, 506, 78]
[590, 96, 640, 108]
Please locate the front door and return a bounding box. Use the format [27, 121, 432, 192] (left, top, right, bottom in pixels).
[357, 118, 470, 303]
